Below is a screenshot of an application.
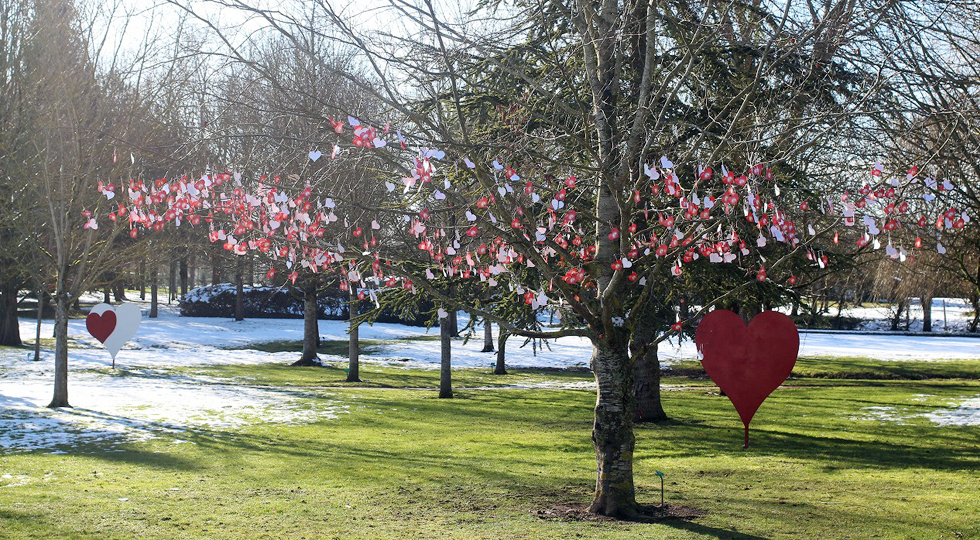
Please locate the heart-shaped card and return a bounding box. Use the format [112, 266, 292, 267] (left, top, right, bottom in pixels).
[86, 303, 142, 367]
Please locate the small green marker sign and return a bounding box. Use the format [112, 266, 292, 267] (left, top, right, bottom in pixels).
[654, 470, 665, 507]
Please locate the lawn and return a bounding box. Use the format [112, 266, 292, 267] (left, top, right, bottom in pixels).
[0, 359, 978, 539]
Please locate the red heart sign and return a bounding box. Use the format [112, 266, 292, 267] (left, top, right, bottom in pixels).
[694, 310, 799, 448]
[86, 310, 117, 344]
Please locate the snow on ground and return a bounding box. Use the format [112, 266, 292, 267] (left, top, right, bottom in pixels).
[0, 371, 345, 453]
[855, 395, 980, 427]
[6, 300, 980, 373]
[831, 297, 975, 333]
[923, 397, 980, 426]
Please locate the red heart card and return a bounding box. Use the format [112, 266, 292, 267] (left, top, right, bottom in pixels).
[695, 310, 799, 448]
[86, 310, 117, 344]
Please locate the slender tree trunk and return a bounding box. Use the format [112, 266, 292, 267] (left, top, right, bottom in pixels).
[891, 299, 906, 331]
[113, 284, 125, 302]
[347, 316, 361, 382]
[292, 281, 320, 366]
[179, 258, 189, 298]
[439, 314, 453, 398]
[633, 342, 666, 422]
[150, 268, 159, 318]
[481, 319, 494, 352]
[48, 292, 70, 408]
[921, 295, 933, 332]
[448, 308, 459, 337]
[139, 259, 146, 300]
[103, 286, 110, 304]
[211, 249, 220, 286]
[34, 287, 43, 361]
[834, 293, 845, 330]
[494, 330, 508, 375]
[588, 340, 638, 518]
[169, 259, 177, 303]
[0, 280, 22, 346]
[234, 259, 245, 322]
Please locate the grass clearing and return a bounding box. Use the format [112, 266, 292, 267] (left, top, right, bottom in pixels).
[1, 356, 979, 539]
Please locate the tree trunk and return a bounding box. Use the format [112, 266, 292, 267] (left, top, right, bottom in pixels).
[448, 308, 459, 337]
[891, 298, 906, 331]
[494, 330, 508, 375]
[921, 295, 933, 332]
[179, 258, 189, 298]
[211, 248, 221, 286]
[169, 259, 177, 303]
[234, 259, 245, 322]
[139, 259, 146, 300]
[588, 340, 638, 518]
[439, 314, 453, 398]
[633, 342, 666, 422]
[347, 316, 361, 382]
[34, 287, 43, 361]
[113, 284, 125, 302]
[481, 319, 494, 352]
[0, 280, 22, 346]
[189, 253, 196, 289]
[48, 293, 71, 408]
[150, 268, 159, 318]
[103, 286, 110, 304]
[292, 281, 320, 366]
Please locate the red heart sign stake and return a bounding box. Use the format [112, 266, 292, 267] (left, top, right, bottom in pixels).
[86, 311, 117, 344]
[694, 310, 799, 448]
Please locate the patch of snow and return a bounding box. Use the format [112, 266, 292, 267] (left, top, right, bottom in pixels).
[852, 406, 915, 425]
[922, 397, 980, 426]
[854, 396, 980, 427]
[0, 372, 344, 454]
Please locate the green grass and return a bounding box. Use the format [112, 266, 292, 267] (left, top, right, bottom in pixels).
[171, 363, 592, 389]
[666, 356, 980, 381]
[1, 359, 979, 539]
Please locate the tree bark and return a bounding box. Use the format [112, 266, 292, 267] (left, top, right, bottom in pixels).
[34, 287, 43, 361]
[890, 298, 906, 331]
[494, 330, 508, 375]
[234, 259, 245, 322]
[347, 316, 361, 382]
[588, 340, 638, 518]
[211, 250, 221, 286]
[150, 268, 159, 318]
[169, 259, 177, 303]
[921, 295, 933, 332]
[481, 319, 494, 352]
[0, 280, 22, 346]
[103, 286, 110, 304]
[139, 259, 146, 300]
[48, 292, 71, 408]
[633, 342, 666, 422]
[439, 313, 453, 398]
[448, 308, 459, 337]
[189, 253, 196, 289]
[292, 281, 320, 366]
[179, 258, 189, 298]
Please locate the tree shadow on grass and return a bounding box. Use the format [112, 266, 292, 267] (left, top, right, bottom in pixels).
[663, 520, 773, 540]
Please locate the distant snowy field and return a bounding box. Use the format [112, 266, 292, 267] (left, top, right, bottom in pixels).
[1, 299, 979, 454]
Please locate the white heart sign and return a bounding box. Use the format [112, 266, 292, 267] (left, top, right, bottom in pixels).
[85, 303, 142, 367]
